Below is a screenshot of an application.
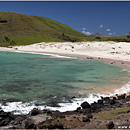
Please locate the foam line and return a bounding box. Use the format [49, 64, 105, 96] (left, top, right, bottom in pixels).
[0, 81, 130, 115]
[8, 50, 75, 59]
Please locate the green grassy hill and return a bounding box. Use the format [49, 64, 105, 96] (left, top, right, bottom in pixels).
[0, 12, 129, 46]
[0, 12, 90, 46]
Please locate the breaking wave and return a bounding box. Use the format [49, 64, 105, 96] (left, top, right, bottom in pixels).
[0, 82, 130, 115]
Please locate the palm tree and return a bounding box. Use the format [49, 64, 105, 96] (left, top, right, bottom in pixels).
[4, 36, 10, 46]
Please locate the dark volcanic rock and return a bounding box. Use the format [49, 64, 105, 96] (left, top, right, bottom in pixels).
[72, 96, 76, 99]
[126, 95, 130, 101]
[108, 99, 116, 105]
[113, 97, 117, 100]
[117, 94, 126, 100]
[25, 122, 36, 129]
[103, 97, 116, 105]
[91, 102, 103, 111]
[0, 110, 15, 127]
[52, 112, 65, 118]
[75, 107, 81, 112]
[0, 118, 11, 126]
[115, 102, 122, 108]
[0, 110, 10, 118]
[13, 117, 25, 125]
[42, 109, 52, 114]
[76, 107, 81, 112]
[22, 119, 36, 129]
[106, 121, 115, 129]
[0, 93, 130, 129]
[98, 99, 103, 104]
[82, 117, 90, 122]
[81, 102, 90, 109]
[87, 114, 93, 119]
[79, 108, 91, 114]
[103, 97, 111, 102]
[29, 108, 40, 116]
[52, 121, 64, 129]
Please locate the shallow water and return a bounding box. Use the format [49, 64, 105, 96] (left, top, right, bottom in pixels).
[0, 51, 129, 114]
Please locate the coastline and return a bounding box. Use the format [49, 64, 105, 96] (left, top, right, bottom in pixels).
[1, 93, 130, 129]
[0, 41, 130, 95]
[0, 42, 130, 129]
[0, 41, 130, 70]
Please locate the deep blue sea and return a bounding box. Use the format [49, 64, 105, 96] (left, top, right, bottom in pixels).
[0, 51, 129, 114]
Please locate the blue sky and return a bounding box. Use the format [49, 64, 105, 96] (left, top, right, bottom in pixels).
[0, 1, 130, 36]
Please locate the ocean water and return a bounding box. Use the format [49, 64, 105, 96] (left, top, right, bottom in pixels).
[0, 51, 129, 114]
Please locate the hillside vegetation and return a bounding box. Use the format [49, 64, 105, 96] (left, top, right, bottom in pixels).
[0, 12, 129, 46]
[0, 12, 88, 46]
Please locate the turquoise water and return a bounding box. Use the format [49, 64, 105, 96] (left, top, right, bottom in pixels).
[0, 51, 129, 107]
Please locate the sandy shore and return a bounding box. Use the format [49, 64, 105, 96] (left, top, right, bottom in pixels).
[0, 41, 130, 70]
[0, 42, 130, 129]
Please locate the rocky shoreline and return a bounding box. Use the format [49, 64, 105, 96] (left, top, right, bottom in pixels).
[0, 93, 130, 129]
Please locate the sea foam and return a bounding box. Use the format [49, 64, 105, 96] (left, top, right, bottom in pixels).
[11, 50, 75, 59]
[0, 82, 130, 115]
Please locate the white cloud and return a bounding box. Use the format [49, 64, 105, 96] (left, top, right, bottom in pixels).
[108, 33, 112, 35]
[99, 24, 103, 28]
[82, 28, 86, 30]
[113, 32, 116, 35]
[82, 31, 92, 35]
[106, 29, 111, 31]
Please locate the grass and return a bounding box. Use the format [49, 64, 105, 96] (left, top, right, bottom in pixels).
[0, 12, 88, 46]
[0, 12, 129, 47]
[93, 106, 130, 119]
[33, 16, 87, 38]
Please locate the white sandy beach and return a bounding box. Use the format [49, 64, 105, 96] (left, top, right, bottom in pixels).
[0, 41, 130, 71]
[0, 41, 130, 62]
